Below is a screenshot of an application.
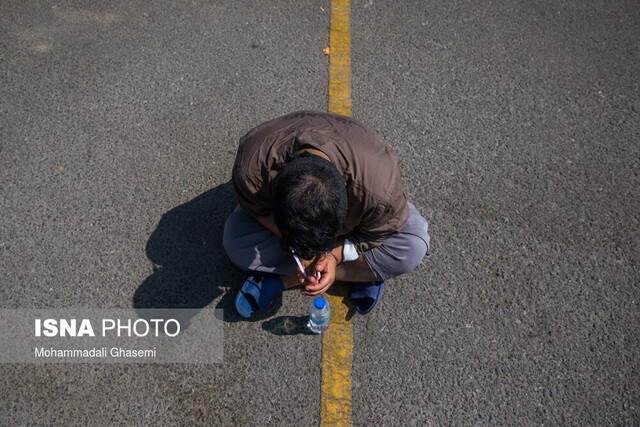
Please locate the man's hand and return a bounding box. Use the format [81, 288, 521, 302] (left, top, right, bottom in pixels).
[298, 253, 339, 296]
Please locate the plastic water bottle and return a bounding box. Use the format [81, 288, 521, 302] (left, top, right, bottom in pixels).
[308, 296, 330, 334]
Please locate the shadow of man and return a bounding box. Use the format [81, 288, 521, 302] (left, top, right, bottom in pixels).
[134, 181, 270, 324]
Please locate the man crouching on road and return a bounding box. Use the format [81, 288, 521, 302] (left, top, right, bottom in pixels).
[223, 111, 430, 317]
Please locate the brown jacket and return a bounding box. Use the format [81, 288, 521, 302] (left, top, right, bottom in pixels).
[232, 111, 409, 254]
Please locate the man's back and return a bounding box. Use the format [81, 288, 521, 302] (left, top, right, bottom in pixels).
[232, 111, 409, 251]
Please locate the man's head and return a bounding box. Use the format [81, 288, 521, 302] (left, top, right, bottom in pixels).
[271, 154, 348, 260]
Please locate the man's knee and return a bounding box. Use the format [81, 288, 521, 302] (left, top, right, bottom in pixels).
[364, 233, 429, 281]
[222, 208, 259, 270]
[222, 215, 245, 269]
[399, 235, 429, 275]
[394, 204, 430, 275]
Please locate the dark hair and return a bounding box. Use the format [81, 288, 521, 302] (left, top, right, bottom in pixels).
[271, 155, 348, 260]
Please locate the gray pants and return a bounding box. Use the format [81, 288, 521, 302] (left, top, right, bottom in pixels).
[222, 203, 430, 281]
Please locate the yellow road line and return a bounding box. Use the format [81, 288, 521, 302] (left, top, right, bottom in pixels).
[321, 284, 353, 426]
[321, 0, 353, 425]
[327, 0, 352, 117]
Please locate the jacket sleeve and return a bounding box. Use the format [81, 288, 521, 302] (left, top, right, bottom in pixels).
[231, 161, 271, 219]
[347, 197, 409, 253]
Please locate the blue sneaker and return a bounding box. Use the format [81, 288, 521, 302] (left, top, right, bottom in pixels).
[349, 281, 384, 314]
[235, 274, 285, 318]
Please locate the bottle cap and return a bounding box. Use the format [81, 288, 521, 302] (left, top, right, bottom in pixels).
[314, 297, 326, 310]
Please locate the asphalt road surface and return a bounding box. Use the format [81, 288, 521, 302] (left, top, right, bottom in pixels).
[1, 0, 638, 425]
